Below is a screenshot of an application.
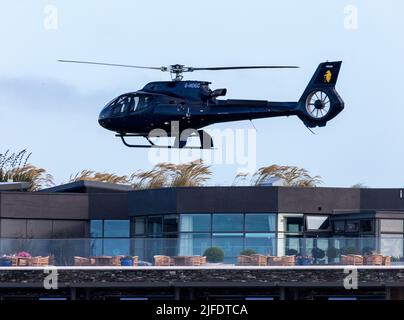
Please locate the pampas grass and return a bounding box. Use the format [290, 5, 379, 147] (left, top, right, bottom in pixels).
[131, 159, 212, 189]
[234, 164, 322, 187]
[69, 170, 129, 184]
[0, 150, 54, 191]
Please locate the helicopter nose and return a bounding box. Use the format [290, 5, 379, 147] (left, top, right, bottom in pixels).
[98, 109, 111, 129]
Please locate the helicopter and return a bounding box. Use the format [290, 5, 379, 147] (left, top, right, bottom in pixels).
[59, 60, 344, 149]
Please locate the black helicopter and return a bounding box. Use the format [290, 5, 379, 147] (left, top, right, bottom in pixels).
[59, 60, 344, 149]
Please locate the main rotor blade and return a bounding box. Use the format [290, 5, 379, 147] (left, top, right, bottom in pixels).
[58, 60, 165, 70]
[191, 65, 299, 71]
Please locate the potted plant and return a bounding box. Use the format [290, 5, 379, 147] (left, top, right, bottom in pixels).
[16, 251, 31, 258]
[239, 249, 257, 256]
[362, 247, 374, 256]
[341, 247, 358, 255]
[203, 247, 224, 263]
[326, 247, 340, 264]
[120, 256, 134, 266]
[312, 247, 326, 264]
[0, 257, 12, 267]
[286, 249, 299, 256]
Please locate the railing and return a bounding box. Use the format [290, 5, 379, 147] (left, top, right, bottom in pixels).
[0, 237, 403, 267]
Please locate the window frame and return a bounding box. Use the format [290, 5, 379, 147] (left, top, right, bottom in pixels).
[305, 215, 331, 233]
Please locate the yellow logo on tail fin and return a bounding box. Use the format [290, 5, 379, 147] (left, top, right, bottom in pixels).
[324, 70, 332, 83]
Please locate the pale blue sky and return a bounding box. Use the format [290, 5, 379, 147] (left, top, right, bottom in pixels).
[0, 0, 403, 187]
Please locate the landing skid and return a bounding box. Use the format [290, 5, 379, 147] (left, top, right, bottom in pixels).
[116, 130, 214, 149]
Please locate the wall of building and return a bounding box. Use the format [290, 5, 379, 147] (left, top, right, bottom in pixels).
[0, 192, 89, 239]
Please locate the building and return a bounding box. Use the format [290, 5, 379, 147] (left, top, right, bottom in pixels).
[0, 183, 403, 262]
[129, 186, 404, 262]
[1, 183, 404, 300]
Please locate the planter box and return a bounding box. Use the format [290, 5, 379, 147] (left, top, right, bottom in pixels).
[341, 255, 364, 265]
[250, 254, 267, 266]
[383, 256, 391, 266]
[237, 255, 252, 266]
[74, 256, 95, 266]
[364, 254, 383, 266]
[28, 256, 50, 267]
[154, 255, 172, 266]
[172, 256, 206, 266]
[268, 256, 295, 266]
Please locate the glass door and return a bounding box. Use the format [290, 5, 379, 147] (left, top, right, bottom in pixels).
[277, 214, 304, 256]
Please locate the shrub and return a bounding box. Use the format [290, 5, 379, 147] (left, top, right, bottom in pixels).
[203, 247, 224, 263]
[121, 256, 133, 260]
[240, 249, 257, 256]
[312, 247, 325, 260]
[341, 247, 359, 255]
[286, 249, 299, 256]
[362, 247, 374, 255]
[326, 247, 340, 259]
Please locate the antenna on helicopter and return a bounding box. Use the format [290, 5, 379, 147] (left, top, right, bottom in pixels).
[58, 60, 299, 81]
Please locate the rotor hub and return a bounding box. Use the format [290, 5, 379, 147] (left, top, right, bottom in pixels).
[305, 90, 331, 119]
[314, 100, 325, 109]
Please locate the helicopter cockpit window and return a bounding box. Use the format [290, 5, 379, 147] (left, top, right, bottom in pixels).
[131, 96, 140, 112]
[112, 96, 131, 115]
[129, 95, 152, 112]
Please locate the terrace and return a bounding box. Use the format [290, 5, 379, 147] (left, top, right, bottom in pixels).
[0, 236, 402, 267]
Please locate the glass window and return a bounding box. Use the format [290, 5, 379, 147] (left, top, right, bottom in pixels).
[114, 96, 130, 114]
[380, 234, 403, 258]
[359, 237, 376, 255]
[53, 220, 86, 238]
[245, 233, 276, 256]
[130, 96, 140, 112]
[360, 220, 374, 233]
[380, 219, 403, 233]
[245, 214, 276, 232]
[333, 221, 345, 233]
[179, 233, 211, 256]
[163, 215, 178, 233]
[212, 233, 244, 263]
[103, 239, 130, 256]
[212, 214, 243, 232]
[284, 236, 303, 255]
[345, 221, 359, 233]
[90, 239, 103, 256]
[147, 216, 163, 234]
[306, 215, 330, 231]
[180, 214, 211, 232]
[129, 95, 150, 112]
[133, 217, 145, 235]
[104, 220, 129, 238]
[106, 97, 117, 108]
[112, 104, 121, 115]
[286, 217, 303, 233]
[90, 220, 103, 238]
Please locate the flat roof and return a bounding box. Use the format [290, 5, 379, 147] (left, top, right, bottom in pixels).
[0, 182, 31, 191]
[40, 180, 132, 193]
